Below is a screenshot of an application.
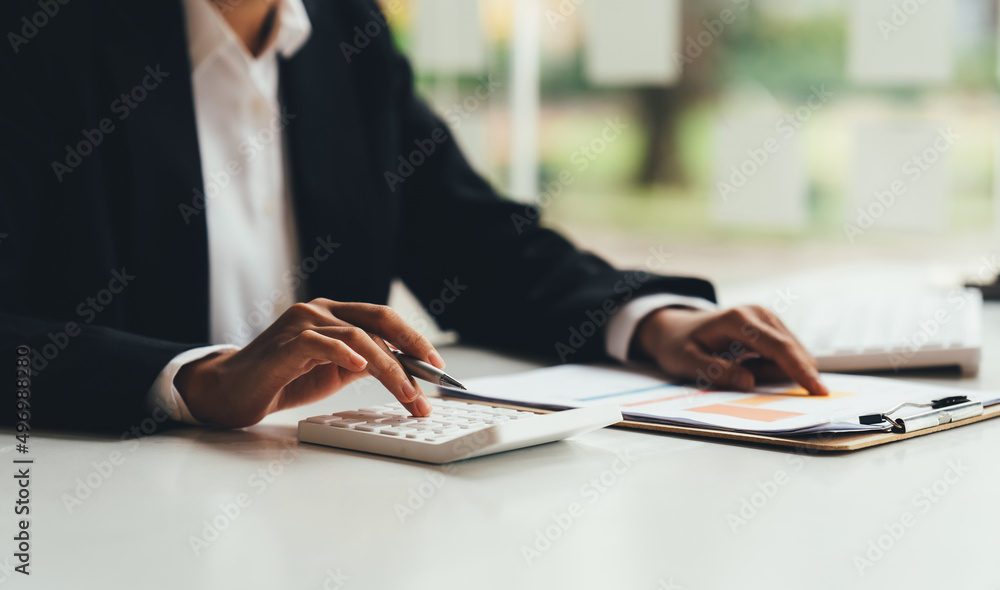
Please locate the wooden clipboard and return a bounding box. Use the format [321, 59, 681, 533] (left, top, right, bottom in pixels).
[435, 394, 1000, 453]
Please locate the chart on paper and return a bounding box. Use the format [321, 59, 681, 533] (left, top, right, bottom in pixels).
[441, 365, 1000, 435]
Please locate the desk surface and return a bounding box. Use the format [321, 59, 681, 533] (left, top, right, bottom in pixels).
[3, 272, 999, 590]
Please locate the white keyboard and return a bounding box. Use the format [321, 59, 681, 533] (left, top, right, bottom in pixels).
[298, 399, 622, 464]
[780, 289, 982, 375]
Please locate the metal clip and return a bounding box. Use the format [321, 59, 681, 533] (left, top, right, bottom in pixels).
[859, 396, 983, 433]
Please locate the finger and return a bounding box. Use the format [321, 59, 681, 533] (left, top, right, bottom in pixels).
[681, 345, 757, 391]
[703, 310, 827, 396]
[370, 334, 433, 417]
[741, 358, 791, 383]
[309, 326, 426, 407]
[284, 329, 370, 373]
[755, 309, 818, 371]
[316, 301, 446, 369]
[399, 385, 431, 417]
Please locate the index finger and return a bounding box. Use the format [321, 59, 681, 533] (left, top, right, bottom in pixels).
[710, 313, 828, 396]
[322, 301, 446, 369]
[369, 334, 433, 417]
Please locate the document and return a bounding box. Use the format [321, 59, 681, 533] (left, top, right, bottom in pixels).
[584, 0, 682, 85]
[441, 365, 1000, 436]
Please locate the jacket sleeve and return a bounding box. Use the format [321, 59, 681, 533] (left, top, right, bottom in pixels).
[0, 15, 195, 433]
[1, 313, 194, 432]
[385, 44, 716, 363]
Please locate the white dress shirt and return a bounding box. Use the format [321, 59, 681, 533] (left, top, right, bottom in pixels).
[149, 0, 714, 424]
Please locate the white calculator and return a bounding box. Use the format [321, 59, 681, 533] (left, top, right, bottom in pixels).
[298, 398, 622, 464]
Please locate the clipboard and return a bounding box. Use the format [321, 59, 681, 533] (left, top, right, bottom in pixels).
[435, 393, 1000, 453]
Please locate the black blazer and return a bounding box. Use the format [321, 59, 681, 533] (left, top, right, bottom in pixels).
[0, 0, 715, 431]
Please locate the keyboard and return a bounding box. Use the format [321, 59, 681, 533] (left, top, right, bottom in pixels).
[779, 288, 982, 375]
[298, 399, 623, 464]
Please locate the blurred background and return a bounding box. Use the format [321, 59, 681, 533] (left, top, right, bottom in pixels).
[380, 0, 1000, 315]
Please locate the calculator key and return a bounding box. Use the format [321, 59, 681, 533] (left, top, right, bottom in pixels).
[306, 415, 342, 424]
[432, 427, 461, 435]
[336, 411, 371, 420]
[331, 419, 366, 428]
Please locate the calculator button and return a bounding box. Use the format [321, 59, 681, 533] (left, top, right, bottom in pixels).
[306, 415, 341, 424]
[432, 427, 461, 435]
[330, 419, 366, 428]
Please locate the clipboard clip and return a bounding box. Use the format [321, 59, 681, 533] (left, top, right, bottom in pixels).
[859, 396, 983, 433]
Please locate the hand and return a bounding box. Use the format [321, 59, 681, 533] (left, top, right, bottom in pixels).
[633, 305, 828, 395]
[175, 299, 445, 428]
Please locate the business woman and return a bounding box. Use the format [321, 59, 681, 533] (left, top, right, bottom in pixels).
[0, 0, 825, 431]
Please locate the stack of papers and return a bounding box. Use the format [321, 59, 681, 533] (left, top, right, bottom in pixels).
[440, 365, 1000, 436]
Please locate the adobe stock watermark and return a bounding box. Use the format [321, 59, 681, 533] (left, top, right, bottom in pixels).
[511, 116, 629, 234]
[544, 0, 585, 29]
[338, 276, 468, 400]
[887, 286, 979, 372]
[853, 459, 970, 575]
[717, 85, 834, 202]
[876, 0, 934, 41]
[60, 401, 172, 514]
[554, 245, 672, 362]
[6, 0, 71, 54]
[672, 0, 750, 70]
[339, 0, 402, 63]
[392, 424, 497, 523]
[394, 464, 457, 524]
[178, 105, 296, 224]
[50, 65, 169, 182]
[391, 277, 467, 347]
[222, 235, 340, 346]
[520, 449, 637, 565]
[726, 453, 807, 533]
[309, 568, 350, 590]
[844, 126, 958, 243]
[695, 287, 795, 388]
[384, 75, 501, 192]
[0, 556, 18, 584]
[27, 268, 135, 374]
[188, 440, 302, 556]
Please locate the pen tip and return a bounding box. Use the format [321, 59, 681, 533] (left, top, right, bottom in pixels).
[441, 375, 467, 390]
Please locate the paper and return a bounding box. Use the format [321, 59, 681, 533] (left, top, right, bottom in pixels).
[583, 0, 682, 85]
[413, 0, 486, 74]
[441, 365, 1000, 435]
[847, 0, 954, 85]
[849, 122, 951, 235]
[711, 115, 808, 229]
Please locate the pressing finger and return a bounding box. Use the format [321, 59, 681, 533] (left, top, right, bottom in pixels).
[707, 311, 827, 396]
[313, 326, 429, 410]
[321, 301, 446, 369]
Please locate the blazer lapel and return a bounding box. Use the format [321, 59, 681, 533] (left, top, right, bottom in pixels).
[279, 8, 393, 304]
[102, 0, 210, 342]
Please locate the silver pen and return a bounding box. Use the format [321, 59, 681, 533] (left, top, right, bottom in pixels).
[391, 350, 467, 390]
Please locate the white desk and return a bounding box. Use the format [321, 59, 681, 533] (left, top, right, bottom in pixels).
[3, 273, 999, 589]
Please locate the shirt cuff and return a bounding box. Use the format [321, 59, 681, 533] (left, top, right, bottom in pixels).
[148, 345, 239, 425]
[605, 294, 718, 362]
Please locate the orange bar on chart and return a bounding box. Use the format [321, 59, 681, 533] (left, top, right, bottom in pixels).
[731, 395, 784, 406]
[770, 387, 853, 399]
[688, 404, 803, 423]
